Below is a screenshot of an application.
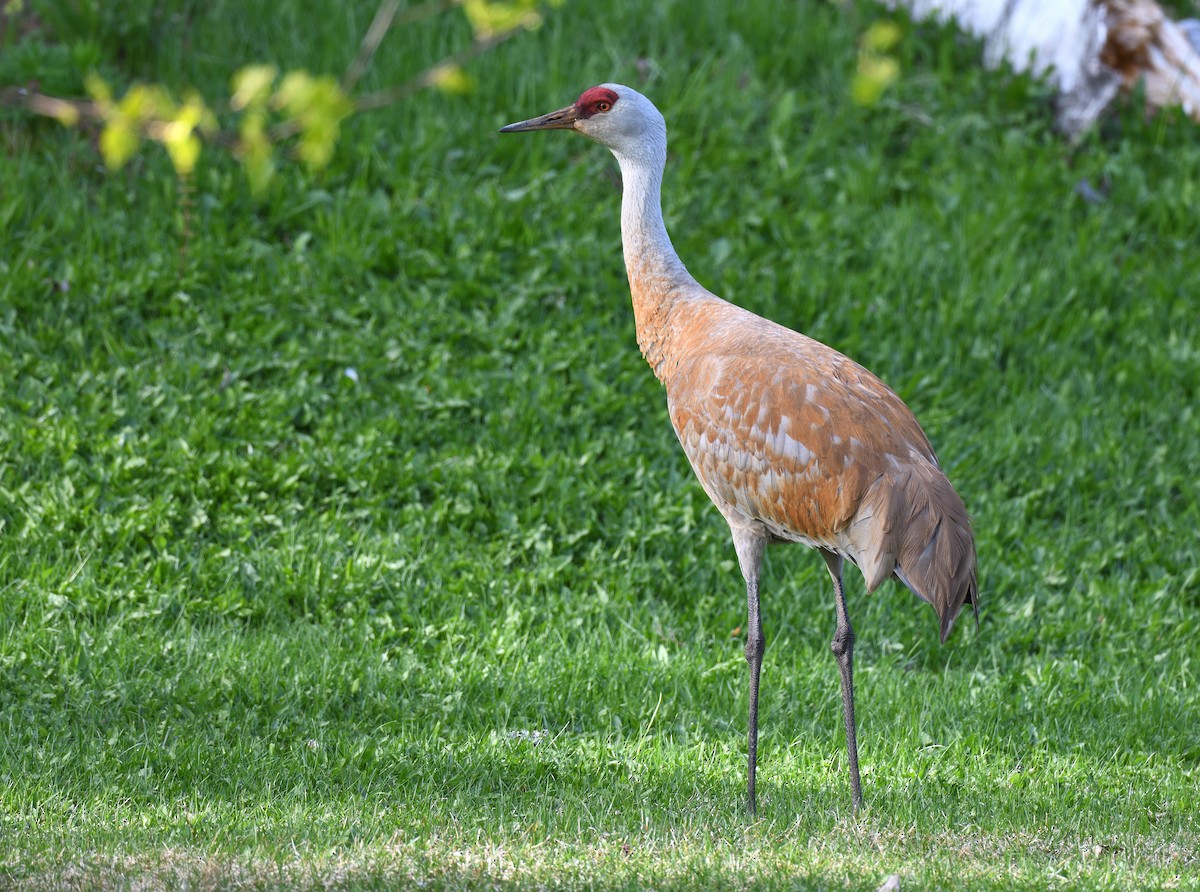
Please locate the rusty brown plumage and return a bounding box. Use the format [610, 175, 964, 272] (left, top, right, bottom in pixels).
[501, 83, 978, 815]
[633, 276, 977, 645]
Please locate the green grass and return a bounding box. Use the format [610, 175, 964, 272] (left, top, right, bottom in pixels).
[2, 0, 1199, 889]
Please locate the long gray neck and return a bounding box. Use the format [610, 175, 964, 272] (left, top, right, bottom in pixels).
[613, 145, 700, 381]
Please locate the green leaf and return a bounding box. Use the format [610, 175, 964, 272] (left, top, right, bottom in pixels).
[852, 19, 902, 107]
[461, 0, 542, 39]
[852, 56, 899, 106]
[84, 70, 113, 109]
[274, 71, 353, 172]
[98, 118, 140, 170]
[861, 20, 902, 53]
[160, 94, 209, 176]
[431, 64, 475, 96]
[237, 110, 275, 195]
[231, 64, 278, 111]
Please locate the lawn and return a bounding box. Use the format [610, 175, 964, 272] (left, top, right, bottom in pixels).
[1, 0, 1198, 889]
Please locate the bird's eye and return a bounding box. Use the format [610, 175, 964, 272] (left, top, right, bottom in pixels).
[595, 101, 611, 112]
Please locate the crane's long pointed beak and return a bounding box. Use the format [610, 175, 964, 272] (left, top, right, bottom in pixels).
[499, 104, 579, 133]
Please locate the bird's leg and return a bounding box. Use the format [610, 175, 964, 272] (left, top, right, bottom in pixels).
[745, 567, 764, 817]
[822, 550, 863, 811]
[732, 529, 766, 817]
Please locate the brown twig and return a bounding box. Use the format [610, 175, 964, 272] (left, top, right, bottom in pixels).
[342, 0, 403, 94]
[0, 87, 98, 122]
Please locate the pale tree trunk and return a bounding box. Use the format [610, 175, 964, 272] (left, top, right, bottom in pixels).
[884, 0, 1200, 135]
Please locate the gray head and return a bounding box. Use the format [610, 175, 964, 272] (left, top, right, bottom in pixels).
[499, 83, 667, 164]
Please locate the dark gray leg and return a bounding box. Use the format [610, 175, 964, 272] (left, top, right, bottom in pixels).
[731, 529, 766, 817]
[745, 568, 764, 816]
[822, 550, 862, 811]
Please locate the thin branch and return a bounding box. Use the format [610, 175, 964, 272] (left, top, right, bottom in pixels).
[0, 87, 98, 122]
[342, 0, 403, 93]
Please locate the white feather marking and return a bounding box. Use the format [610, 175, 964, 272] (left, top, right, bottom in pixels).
[751, 418, 815, 467]
[778, 432, 814, 465]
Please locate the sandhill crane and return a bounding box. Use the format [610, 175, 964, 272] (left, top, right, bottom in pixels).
[500, 84, 978, 814]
